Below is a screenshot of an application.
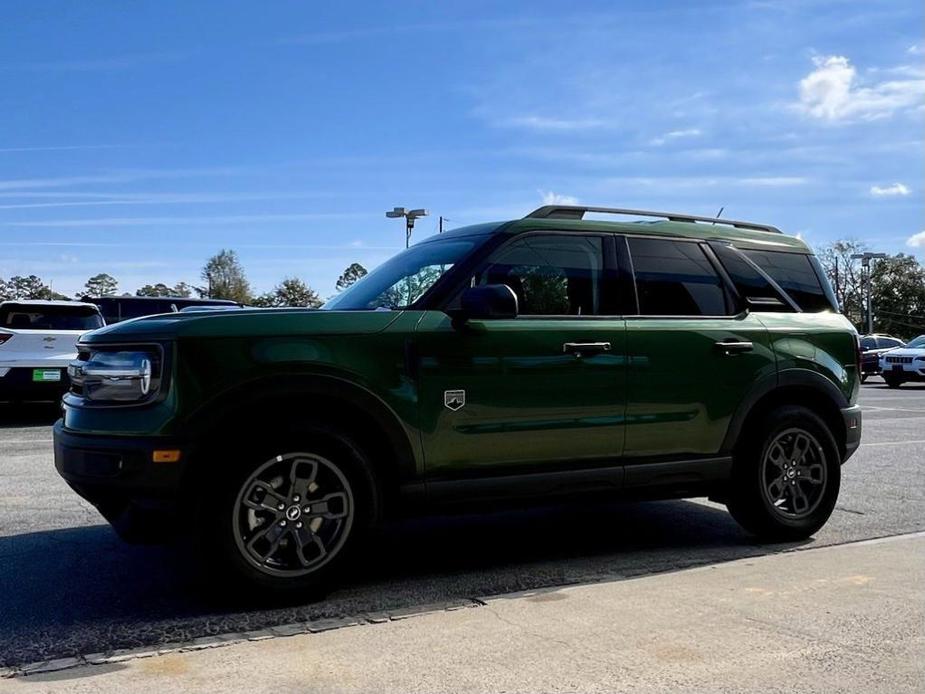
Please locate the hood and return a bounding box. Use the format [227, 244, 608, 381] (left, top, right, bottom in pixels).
[881, 347, 925, 358]
[81, 308, 404, 343]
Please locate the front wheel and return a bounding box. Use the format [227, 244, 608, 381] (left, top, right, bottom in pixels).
[884, 375, 903, 388]
[196, 425, 379, 600]
[726, 406, 840, 542]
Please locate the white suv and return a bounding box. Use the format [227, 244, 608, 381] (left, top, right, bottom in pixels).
[0, 300, 104, 402]
[880, 335, 925, 388]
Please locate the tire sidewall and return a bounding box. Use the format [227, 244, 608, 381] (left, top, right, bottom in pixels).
[732, 406, 841, 538]
[197, 423, 379, 599]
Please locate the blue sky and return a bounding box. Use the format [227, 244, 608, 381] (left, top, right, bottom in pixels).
[1, 0, 923, 298]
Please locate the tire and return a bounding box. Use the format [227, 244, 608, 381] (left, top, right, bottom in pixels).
[726, 405, 840, 542]
[194, 423, 380, 601]
[860, 374, 868, 384]
[884, 376, 902, 388]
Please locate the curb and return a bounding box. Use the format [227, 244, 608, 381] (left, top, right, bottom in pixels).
[0, 598, 483, 679]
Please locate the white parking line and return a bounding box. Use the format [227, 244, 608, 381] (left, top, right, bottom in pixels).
[860, 439, 925, 447]
[862, 405, 925, 413]
[0, 439, 53, 445]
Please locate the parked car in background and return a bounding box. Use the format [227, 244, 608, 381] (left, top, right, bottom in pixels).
[82, 296, 240, 324]
[55, 204, 862, 598]
[0, 300, 104, 402]
[880, 335, 925, 388]
[859, 334, 905, 382]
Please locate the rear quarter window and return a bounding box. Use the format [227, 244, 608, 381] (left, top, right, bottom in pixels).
[741, 250, 836, 312]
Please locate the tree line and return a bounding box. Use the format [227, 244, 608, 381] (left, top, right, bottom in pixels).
[0, 250, 368, 308]
[2, 242, 922, 337]
[815, 240, 925, 339]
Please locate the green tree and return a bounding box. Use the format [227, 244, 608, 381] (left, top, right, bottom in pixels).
[335, 262, 368, 291]
[253, 277, 322, 308]
[81, 273, 118, 298]
[200, 250, 252, 303]
[6, 275, 67, 300]
[136, 282, 194, 298]
[171, 281, 193, 298]
[815, 239, 867, 328]
[870, 254, 925, 339]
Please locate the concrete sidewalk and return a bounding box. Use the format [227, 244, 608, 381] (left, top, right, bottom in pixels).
[7, 534, 924, 694]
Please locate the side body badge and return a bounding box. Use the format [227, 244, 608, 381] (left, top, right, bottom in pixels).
[444, 389, 466, 411]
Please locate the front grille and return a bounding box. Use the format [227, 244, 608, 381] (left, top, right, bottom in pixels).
[886, 357, 912, 364]
[886, 356, 913, 364]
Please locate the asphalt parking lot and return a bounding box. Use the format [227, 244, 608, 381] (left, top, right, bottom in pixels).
[1, 381, 923, 671]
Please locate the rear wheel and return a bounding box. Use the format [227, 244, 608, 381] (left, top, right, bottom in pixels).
[726, 406, 840, 541]
[196, 424, 379, 600]
[860, 374, 868, 384]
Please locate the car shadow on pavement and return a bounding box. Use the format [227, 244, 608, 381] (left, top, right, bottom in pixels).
[0, 498, 813, 669]
[0, 401, 61, 428]
[863, 382, 925, 391]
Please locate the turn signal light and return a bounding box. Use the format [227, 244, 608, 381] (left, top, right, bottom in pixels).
[152, 449, 181, 463]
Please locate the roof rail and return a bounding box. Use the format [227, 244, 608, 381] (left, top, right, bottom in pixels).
[524, 205, 782, 234]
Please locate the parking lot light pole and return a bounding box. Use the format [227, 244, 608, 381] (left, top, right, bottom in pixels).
[386, 207, 429, 248]
[851, 252, 888, 334]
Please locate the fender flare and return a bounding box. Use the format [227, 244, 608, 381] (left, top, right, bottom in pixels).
[721, 368, 849, 453]
[182, 373, 420, 482]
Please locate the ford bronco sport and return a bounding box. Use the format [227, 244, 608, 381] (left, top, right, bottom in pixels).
[54, 205, 862, 596]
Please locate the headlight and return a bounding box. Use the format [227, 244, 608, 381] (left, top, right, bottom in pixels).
[68, 346, 163, 403]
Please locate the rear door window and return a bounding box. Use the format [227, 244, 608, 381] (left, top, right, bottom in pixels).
[742, 250, 836, 312]
[628, 237, 730, 316]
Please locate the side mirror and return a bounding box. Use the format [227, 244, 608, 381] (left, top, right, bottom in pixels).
[452, 284, 519, 323]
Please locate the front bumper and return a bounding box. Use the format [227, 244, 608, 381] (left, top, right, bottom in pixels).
[841, 404, 862, 463]
[53, 420, 187, 540]
[881, 363, 925, 381]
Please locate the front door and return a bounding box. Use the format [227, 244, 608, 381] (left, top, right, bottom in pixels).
[415, 233, 627, 482]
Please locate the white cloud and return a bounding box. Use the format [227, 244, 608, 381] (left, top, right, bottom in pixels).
[870, 182, 910, 197]
[650, 128, 702, 146]
[740, 176, 809, 187]
[503, 116, 605, 131]
[909, 43, 925, 56]
[539, 190, 579, 205]
[797, 55, 925, 122]
[907, 231, 925, 248]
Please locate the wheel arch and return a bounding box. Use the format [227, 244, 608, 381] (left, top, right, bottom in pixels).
[723, 369, 849, 461]
[181, 374, 420, 514]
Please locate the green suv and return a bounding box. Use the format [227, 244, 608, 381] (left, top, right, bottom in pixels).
[54, 205, 862, 596]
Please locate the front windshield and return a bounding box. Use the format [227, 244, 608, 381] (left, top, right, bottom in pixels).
[906, 335, 925, 349]
[323, 239, 478, 310]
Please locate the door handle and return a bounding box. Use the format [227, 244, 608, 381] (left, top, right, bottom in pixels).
[715, 340, 754, 355]
[563, 342, 612, 357]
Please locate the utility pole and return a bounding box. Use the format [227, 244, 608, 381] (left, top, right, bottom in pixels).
[851, 252, 887, 334]
[439, 216, 444, 234]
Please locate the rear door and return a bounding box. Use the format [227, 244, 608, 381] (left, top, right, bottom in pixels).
[416, 232, 628, 484]
[620, 236, 776, 464]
